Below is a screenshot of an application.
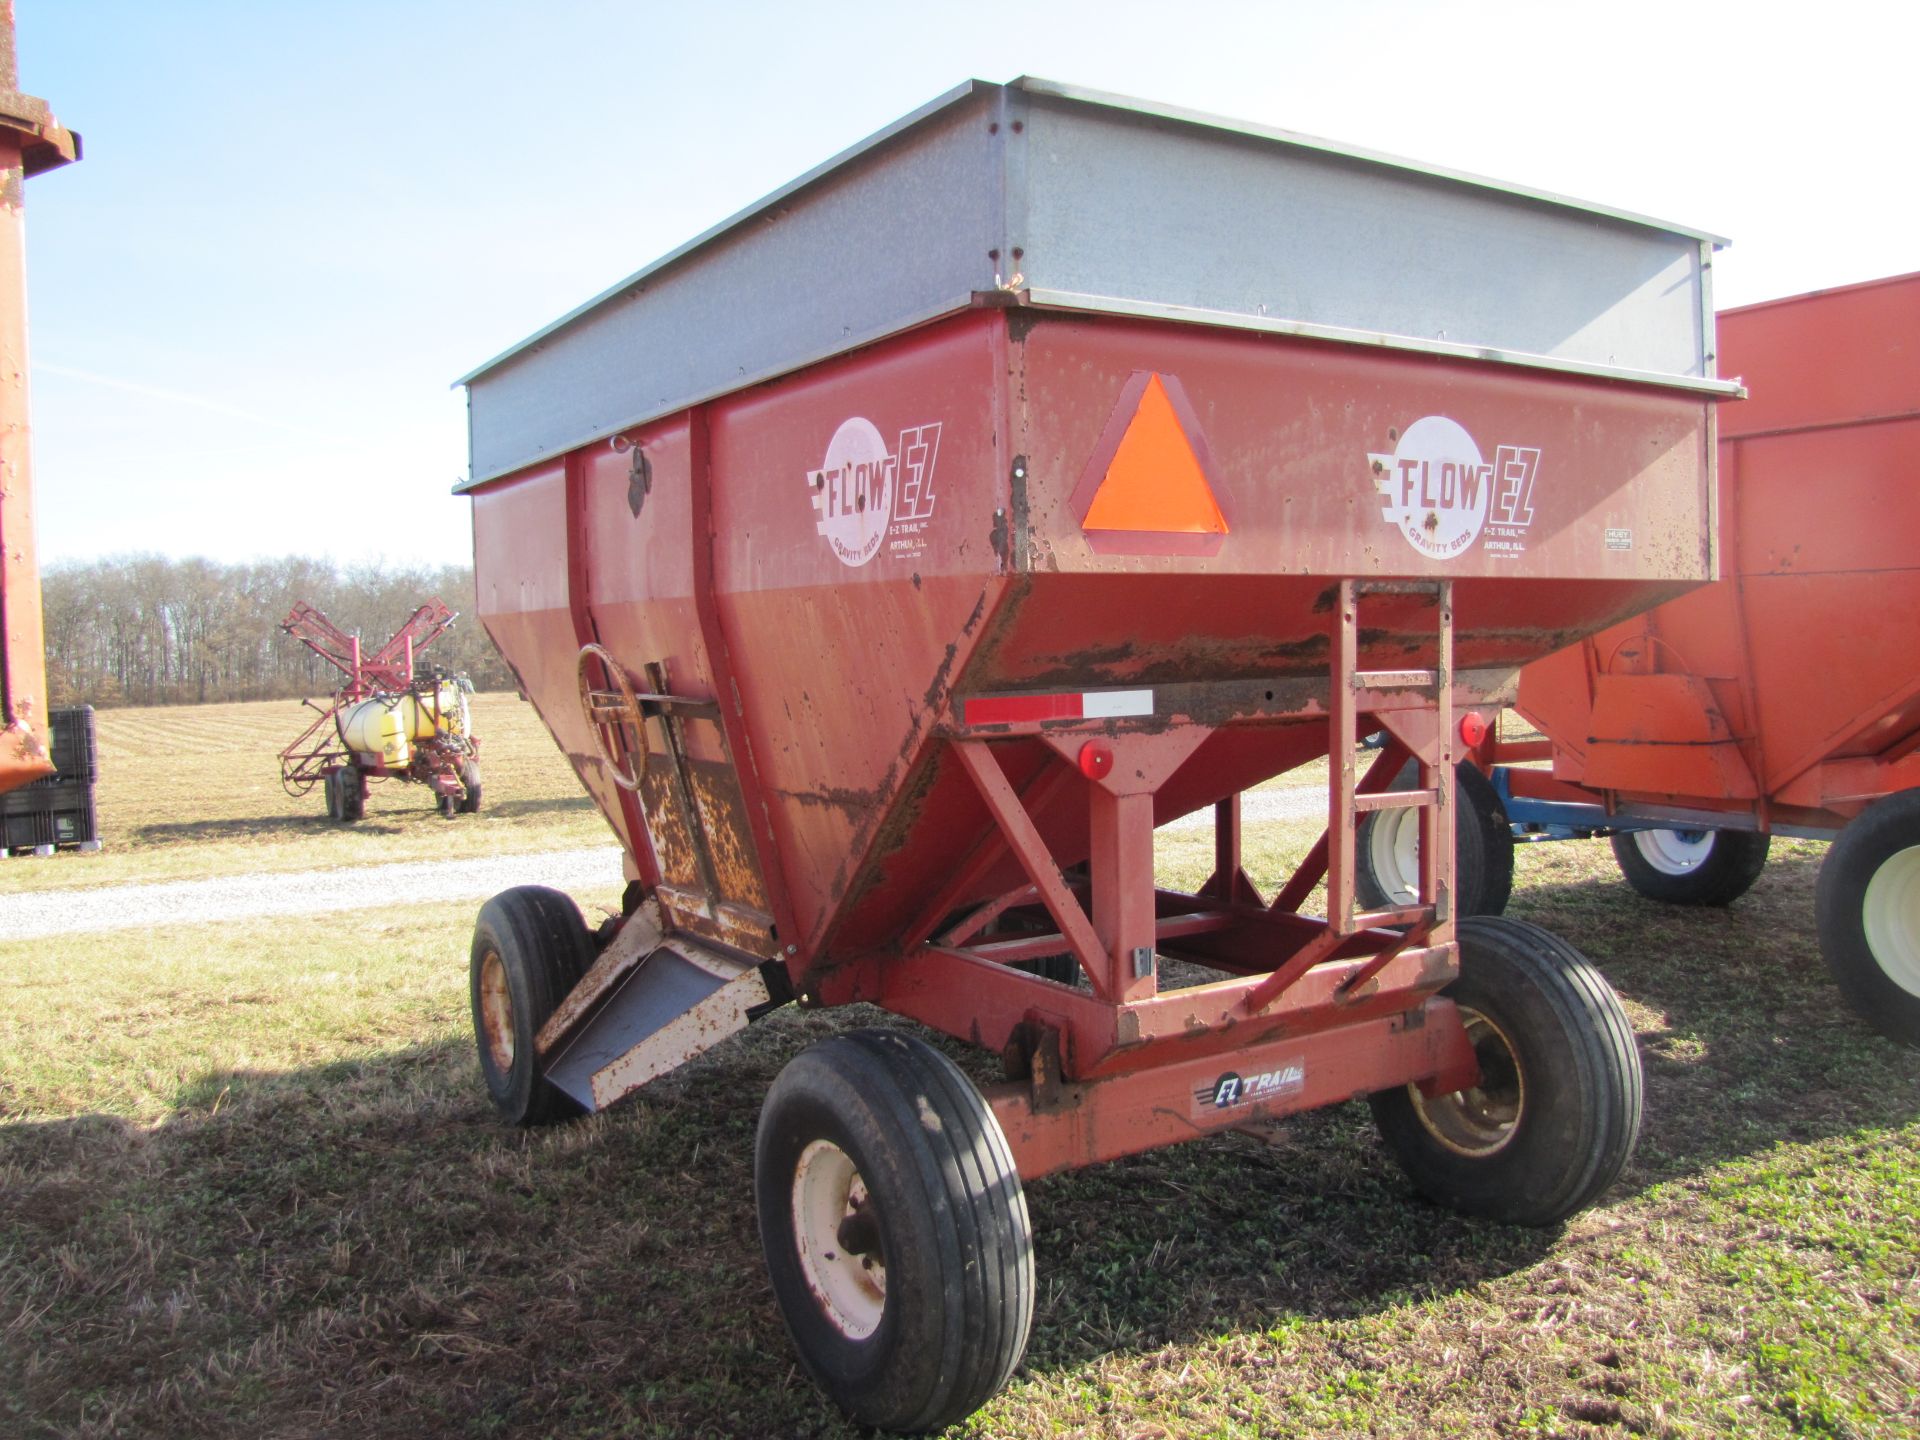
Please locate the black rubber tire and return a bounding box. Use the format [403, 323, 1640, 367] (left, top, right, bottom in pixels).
[340, 770, 365, 823]
[1815, 790, 1920, 1045]
[323, 768, 343, 822]
[456, 758, 483, 814]
[1354, 760, 1515, 918]
[755, 1029, 1034, 1433]
[1610, 828, 1770, 906]
[1369, 915, 1643, 1226]
[469, 886, 593, 1125]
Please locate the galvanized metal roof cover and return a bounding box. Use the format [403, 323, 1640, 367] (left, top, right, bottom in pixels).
[460, 77, 1729, 489]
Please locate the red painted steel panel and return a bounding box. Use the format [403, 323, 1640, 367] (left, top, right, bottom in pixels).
[707, 315, 1010, 954]
[474, 306, 1716, 976]
[1718, 271, 1920, 440]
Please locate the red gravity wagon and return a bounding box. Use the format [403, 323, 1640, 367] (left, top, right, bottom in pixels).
[456, 79, 1734, 1430]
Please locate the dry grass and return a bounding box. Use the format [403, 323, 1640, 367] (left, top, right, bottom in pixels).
[0, 694, 611, 894]
[2, 721, 1918, 1438]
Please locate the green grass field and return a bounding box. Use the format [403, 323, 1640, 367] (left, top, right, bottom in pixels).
[2, 700, 1916, 1438]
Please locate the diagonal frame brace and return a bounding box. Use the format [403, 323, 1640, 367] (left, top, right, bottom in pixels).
[951, 740, 1115, 999]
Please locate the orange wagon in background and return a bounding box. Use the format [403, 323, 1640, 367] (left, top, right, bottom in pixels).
[1364, 273, 1920, 1046]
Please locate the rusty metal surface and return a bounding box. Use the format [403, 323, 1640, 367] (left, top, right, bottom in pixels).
[542, 936, 767, 1110]
[535, 898, 663, 1057]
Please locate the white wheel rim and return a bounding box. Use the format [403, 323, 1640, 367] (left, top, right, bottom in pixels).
[1409, 1006, 1524, 1157]
[1632, 828, 1715, 875]
[1863, 844, 1920, 999]
[791, 1138, 886, 1340]
[1367, 805, 1422, 906]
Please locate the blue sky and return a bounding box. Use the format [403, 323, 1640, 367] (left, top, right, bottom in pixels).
[14, 0, 1915, 567]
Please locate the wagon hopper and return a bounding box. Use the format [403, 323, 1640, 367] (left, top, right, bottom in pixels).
[458, 79, 1732, 1430]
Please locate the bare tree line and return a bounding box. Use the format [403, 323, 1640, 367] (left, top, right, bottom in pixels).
[42, 555, 516, 707]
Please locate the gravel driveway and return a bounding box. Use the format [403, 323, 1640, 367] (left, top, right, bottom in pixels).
[1, 786, 1325, 941]
[0, 847, 628, 941]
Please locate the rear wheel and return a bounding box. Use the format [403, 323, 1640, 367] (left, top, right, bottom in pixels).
[1355, 761, 1515, 917]
[323, 768, 344, 821]
[755, 1030, 1034, 1433]
[1610, 828, 1770, 906]
[1816, 790, 1920, 1045]
[470, 886, 593, 1125]
[1369, 915, 1642, 1226]
[457, 758, 483, 814]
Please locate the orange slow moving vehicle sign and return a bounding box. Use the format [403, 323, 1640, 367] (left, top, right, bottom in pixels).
[1071, 371, 1229, 554]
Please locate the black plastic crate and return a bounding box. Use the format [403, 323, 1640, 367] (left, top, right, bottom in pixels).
[3, 774, 90, 817]
[0, 781, 97, 851]
[26, 705, 97, 786]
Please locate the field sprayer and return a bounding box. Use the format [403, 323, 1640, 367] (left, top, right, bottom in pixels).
[454, 78, 1736, 1431]
[0, 3, 78, 797]
[278, 598, 481, 821]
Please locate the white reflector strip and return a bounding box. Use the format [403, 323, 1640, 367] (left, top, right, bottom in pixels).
[1080, 689, 1154, 719]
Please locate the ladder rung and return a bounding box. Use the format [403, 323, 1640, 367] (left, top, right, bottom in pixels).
[1354, 788, 1437, 813]
[1354, 669, 1436, 691]
[1354, 905, 1431, 929]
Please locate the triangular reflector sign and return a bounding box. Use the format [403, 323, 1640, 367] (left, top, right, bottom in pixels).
[1075, 373, 1229, 554]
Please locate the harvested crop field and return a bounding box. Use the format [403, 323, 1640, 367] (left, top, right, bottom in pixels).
[2, 698, 1917, 1438]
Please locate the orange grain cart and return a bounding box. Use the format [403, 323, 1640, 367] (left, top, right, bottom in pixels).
[1502, 273, 1920, 1043]
[0, 3, 77, 795]
[457, 80, 1730, 1430]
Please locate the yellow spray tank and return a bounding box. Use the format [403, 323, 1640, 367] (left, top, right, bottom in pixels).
[338, 681, 470, 766]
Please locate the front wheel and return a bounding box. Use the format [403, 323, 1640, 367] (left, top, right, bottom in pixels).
[469, 886, 593, 1125]
[1369, 915, 1643, 1226]
[1610, 827, 1770, 906]
[1816, 790, 1920, 1045]
[755, 1030, 1034, 1433]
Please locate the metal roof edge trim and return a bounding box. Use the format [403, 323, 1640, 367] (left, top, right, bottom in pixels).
[452, 292, 980, 493]
[453, 78, 993, 389]
[1717, 267, 1920, 318]
[1008, 76, 1730, 249]
[1023, 287, 1748, 398]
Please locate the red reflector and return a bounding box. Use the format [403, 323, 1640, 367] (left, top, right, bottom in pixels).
[1078, 741, 1114, 779]
[1459, 712, 1489, 748]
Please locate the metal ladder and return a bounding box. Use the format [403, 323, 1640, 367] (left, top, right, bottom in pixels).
[1328, 578, 1455, 938]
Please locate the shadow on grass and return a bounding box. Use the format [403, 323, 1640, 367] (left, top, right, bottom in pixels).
[1511, 843, 1920, 1176]
[6, 852, 1918, 1438]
